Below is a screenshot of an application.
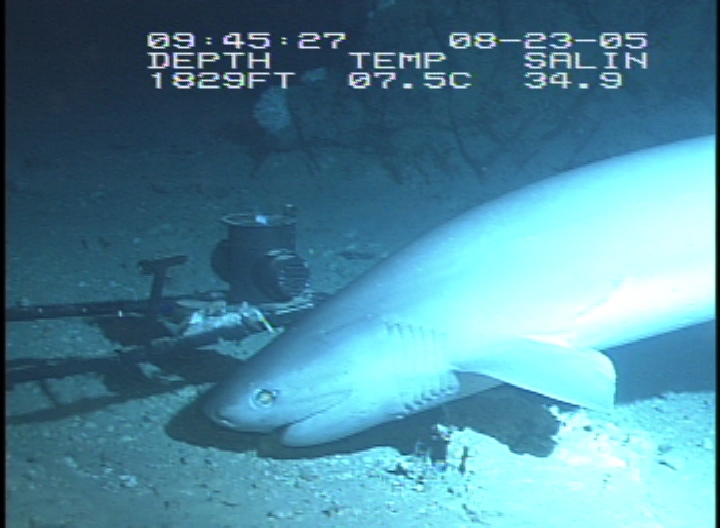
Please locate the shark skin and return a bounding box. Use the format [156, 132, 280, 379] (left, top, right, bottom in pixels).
[204, 135, 716, 447]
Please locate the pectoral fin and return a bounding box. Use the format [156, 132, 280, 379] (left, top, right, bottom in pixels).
[455, 337, 616, 411]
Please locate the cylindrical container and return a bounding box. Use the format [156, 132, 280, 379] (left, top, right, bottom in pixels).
[212, 205, 309, 304]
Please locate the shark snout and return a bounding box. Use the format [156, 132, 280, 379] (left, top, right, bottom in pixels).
[204, 402, 245, 431]
[203, 383, 275, 433]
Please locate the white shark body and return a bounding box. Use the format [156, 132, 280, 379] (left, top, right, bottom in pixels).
[205, 136, 716, 446]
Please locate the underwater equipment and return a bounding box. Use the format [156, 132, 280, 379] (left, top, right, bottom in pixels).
[211, 205, 309, 304]
[6, 205, 323, 391]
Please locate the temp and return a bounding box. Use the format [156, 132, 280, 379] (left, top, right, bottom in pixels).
[348, 51, 446, 69]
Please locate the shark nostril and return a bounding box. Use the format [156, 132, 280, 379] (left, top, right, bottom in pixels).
[216, 417, 232, 428]
[206, 408, 229, 427]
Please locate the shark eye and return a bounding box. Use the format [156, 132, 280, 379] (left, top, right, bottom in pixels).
[253, 389, 278, 407]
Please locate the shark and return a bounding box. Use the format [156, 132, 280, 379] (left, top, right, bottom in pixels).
[204, 135, 716, 446]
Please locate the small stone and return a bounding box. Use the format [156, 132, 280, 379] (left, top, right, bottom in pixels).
[119, 475, 139, 488]
[267, 508, 294, 520]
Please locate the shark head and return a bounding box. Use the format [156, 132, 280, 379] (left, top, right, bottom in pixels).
[203, 316, 415, 446]
[203, 309, 506, 446]
[203, 348, 349, 445]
